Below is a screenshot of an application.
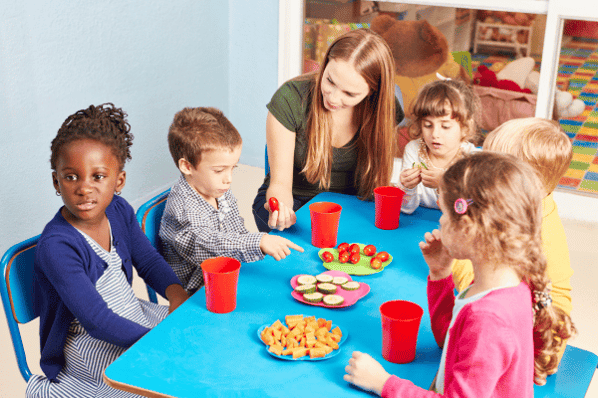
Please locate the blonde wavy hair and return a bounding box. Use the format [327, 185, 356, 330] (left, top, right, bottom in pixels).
[441, 152, 575, 385]
[409, 79, 481, 144]
[483, 117, 573, 194]
[301, 29, 397, 199]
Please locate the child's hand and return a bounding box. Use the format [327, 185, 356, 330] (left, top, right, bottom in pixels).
[260, 234, 304, 260]
[420, 168, 444, 190]
[419, 229, 453, 281]
[400, 167, 422, 190]
[265, 196, 297, 231]
[165, 284, 189, 314]
[343, 351, 391, 396]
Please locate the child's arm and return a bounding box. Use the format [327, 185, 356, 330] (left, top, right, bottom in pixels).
[420, 229, 455, 347]
[165, 283, 188, 313]
[420, 168, 444, 190]
[398, 141, 422, 214]
[344, 351, 391, 395]
[259, 234, 304, 260]
[36, 237, 151, 347]
[345, 351, 444, 397]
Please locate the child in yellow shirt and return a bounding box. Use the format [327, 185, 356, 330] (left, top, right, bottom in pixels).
[452, 117, 574, 364]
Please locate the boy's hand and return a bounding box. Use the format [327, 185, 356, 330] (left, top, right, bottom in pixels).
[343, 351, 391, 396]
[419, 229, 453, 281]
[400, 167, 421, 190]
[420, 168, 444, 190]
[165, 284, 189, 314]
[260, 234, 304, 260]
[265, 197, 297, 231]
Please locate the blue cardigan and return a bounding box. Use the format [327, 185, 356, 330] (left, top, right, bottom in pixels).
[34, 195, 182, 381]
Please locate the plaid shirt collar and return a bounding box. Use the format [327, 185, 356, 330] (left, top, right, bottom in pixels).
[178, 175, 232, 222]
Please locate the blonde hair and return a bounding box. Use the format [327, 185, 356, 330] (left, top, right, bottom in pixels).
[441, 152, 575, 385]
[167, 107, 242, 168]
[409, 79, 481, 144]
[302, 29, 397, 199]
[483, 117, 573, 193]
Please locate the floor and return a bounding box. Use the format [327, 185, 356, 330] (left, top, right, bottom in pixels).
[1, 164, 597, 397]
[472, 36, 598, 196]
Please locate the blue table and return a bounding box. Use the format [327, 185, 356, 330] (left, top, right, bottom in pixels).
[104, 192, 597, 397]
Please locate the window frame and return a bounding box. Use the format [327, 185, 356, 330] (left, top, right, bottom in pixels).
[277, 0, 598, 120]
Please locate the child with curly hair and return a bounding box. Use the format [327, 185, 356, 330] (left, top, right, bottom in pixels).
[452, 117, 575, 364]
[345, 152, 575, 397]
[393, 79, 481, 214]
[28, 103, 188, 397]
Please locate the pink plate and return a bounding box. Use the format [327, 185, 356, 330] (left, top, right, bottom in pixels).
[290, 270, 370, 308]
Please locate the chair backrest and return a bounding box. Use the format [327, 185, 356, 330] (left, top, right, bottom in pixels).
[0, 235, 41, 381]
[135, 189, 171, 304]
[264, 145, 269, 176]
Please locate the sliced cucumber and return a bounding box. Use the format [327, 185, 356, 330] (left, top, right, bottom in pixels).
[317, 283, 337, 294]
[303, 292, 324, 303]
[341, 281, 360, 291]
[297, 275, 317, 285]
[295, 284, 316, 294]
[323, 294, 344, 306]
[315, 274, 334, 283]
[332, 276, 348, 286]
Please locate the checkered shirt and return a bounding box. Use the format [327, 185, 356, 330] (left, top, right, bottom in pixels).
[159, 175, 265, 293]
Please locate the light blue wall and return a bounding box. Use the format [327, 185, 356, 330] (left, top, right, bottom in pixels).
[0, 1, 278, 255]
[229, 0, 279, 168]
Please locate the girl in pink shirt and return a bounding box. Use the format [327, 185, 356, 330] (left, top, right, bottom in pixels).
[344, 152, 575, 397]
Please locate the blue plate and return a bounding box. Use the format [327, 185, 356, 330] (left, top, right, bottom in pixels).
[257, 322, 348, 361]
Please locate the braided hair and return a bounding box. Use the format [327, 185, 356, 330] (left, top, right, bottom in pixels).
[50, 103, 133, 170]
[441, 152, 575, 385]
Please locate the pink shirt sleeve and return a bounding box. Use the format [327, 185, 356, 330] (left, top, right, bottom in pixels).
[427, 275, 456, 348]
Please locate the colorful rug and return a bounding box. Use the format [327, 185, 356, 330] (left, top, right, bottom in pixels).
[471, 37, 598, 196]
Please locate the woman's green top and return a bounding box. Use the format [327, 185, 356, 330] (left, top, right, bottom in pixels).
[265, 78, 404, 198]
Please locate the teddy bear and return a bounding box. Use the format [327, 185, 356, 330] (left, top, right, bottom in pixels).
[370, 14, 471, 121]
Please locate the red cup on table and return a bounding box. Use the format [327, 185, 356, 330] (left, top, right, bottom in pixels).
[374, 186, 405, 230]
[309, 201, 342, 248]
[200, 257, 241, 314]
[379, 300, 424, 363]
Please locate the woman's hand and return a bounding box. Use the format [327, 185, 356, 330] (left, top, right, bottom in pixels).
[165, 284, 189, 314]
[420, 168, 444, 190]
[265, 188, 296, 231]
[419, 229, 453, 281]
[344, 351, 391, 396]
[400, 167, 421, 190]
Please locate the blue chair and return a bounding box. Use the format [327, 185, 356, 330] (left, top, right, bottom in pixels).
[0, 235, 40, 381]
[135, 189, 171, 304]
[265, 146, 269, 176]
[0, 228, 168, 382]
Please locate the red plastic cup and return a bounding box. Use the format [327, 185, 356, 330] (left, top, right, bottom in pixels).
[374, 186, 405, 230]
[309, 202, 342, 248]
[200, 257, 241, 313]
[380, 300, 424, 363]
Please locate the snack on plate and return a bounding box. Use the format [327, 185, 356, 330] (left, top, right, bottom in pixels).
[317, 283, 337, 294]
[323, 295, 344, 306]
[341, 281, 360, 291]
[295, 284, 316, 294]
[297, 275, 317, 285]
[260, 315, 343, 359]
[332, 276, 348, 285]
[303, 292, 324, 303]
[316, 274, 334, 283]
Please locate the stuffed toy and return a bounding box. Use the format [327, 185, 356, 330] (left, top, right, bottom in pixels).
[474, 57, 585, 119]
[370, 15, 470, 120]
[524, 70, 585, 118]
